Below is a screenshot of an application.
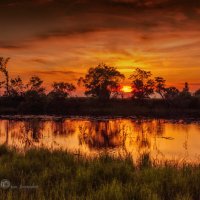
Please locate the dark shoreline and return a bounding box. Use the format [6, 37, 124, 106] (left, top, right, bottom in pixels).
[0, 98, 200, 119]
[0, 114, 200, 122]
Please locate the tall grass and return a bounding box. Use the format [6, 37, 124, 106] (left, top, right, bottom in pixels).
[0, 145, 200, 200]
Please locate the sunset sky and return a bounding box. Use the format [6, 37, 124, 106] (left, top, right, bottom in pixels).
[1, 0, 200, 94]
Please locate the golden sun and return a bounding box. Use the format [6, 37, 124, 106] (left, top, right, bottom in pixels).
[121, 85, 132, 93]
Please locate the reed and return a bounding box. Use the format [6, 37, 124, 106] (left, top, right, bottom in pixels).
[0, 145, 200, 200]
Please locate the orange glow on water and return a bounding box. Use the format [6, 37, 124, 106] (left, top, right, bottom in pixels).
[121, 85, 132, 93]
[1, 118, 200, 164]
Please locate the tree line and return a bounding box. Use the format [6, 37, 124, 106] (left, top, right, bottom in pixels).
[1, 57, 200, 100]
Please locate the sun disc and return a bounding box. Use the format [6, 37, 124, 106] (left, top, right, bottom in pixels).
[121, 85, 132, 93]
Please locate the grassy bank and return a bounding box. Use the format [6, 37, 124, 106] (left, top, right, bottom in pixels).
[1, 146, 200, 200]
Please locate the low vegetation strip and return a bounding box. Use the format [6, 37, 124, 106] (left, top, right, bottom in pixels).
[0, 145, 200, 200]
[0, 98, 200, 117]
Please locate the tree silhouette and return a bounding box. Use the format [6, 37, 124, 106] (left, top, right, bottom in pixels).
[0, 57, 10, 95]
[26, 76, 45, 94]
[164, 87, 180, 100]
[10, 76, 25, 97]
[194, 89, 200, 97]
[154, 77, 166, 99]
[0, 81, 5, 94]
[78, 63, 124, 100]
[180, 82, 191, 98]
[130, 68, 154, 99]
[183, 82, 189, 93]
[49, 82, 76, 98]
[19, 76, 46, 114]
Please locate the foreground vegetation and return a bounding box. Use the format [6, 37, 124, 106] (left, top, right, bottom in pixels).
[1, 146, 200, 200]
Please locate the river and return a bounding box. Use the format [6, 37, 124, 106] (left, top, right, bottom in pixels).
[0, 116, 200, 164]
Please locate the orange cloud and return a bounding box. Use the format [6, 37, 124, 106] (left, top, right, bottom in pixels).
[1, 0, 200, 93]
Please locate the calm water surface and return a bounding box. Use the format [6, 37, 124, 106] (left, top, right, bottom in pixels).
[0, 117, 200, 163]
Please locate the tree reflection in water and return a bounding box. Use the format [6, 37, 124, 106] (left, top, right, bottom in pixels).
[19, 119, 45, 149]
[0, 118, 199, 163]
[79, 120, 124, 149]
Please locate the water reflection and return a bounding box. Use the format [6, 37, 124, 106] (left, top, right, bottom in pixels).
[0, 118, 200, 163]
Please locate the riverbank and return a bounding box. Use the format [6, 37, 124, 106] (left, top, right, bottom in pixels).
[1, 146, 200, 200]
[0, 114, 200, 123]
[0, 98, 200, 118]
